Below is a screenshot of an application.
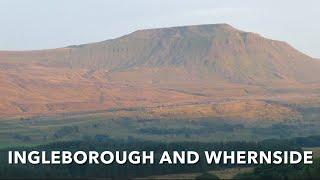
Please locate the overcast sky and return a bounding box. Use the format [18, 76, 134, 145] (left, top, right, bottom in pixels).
[0, 0, 319, 58]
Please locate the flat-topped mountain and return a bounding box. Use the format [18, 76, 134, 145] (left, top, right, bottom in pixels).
[0, 24, 320, 119]
[1, 24, 320, 84]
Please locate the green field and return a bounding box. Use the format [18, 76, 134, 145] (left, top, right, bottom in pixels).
[1, 107, 320, 149]
[139, 167, 254, 179]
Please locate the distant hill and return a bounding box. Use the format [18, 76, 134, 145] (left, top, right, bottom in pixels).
[0, 24, 320, 118]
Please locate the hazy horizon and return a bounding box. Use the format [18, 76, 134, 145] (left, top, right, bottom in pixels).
[0, 0, 319, 58]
